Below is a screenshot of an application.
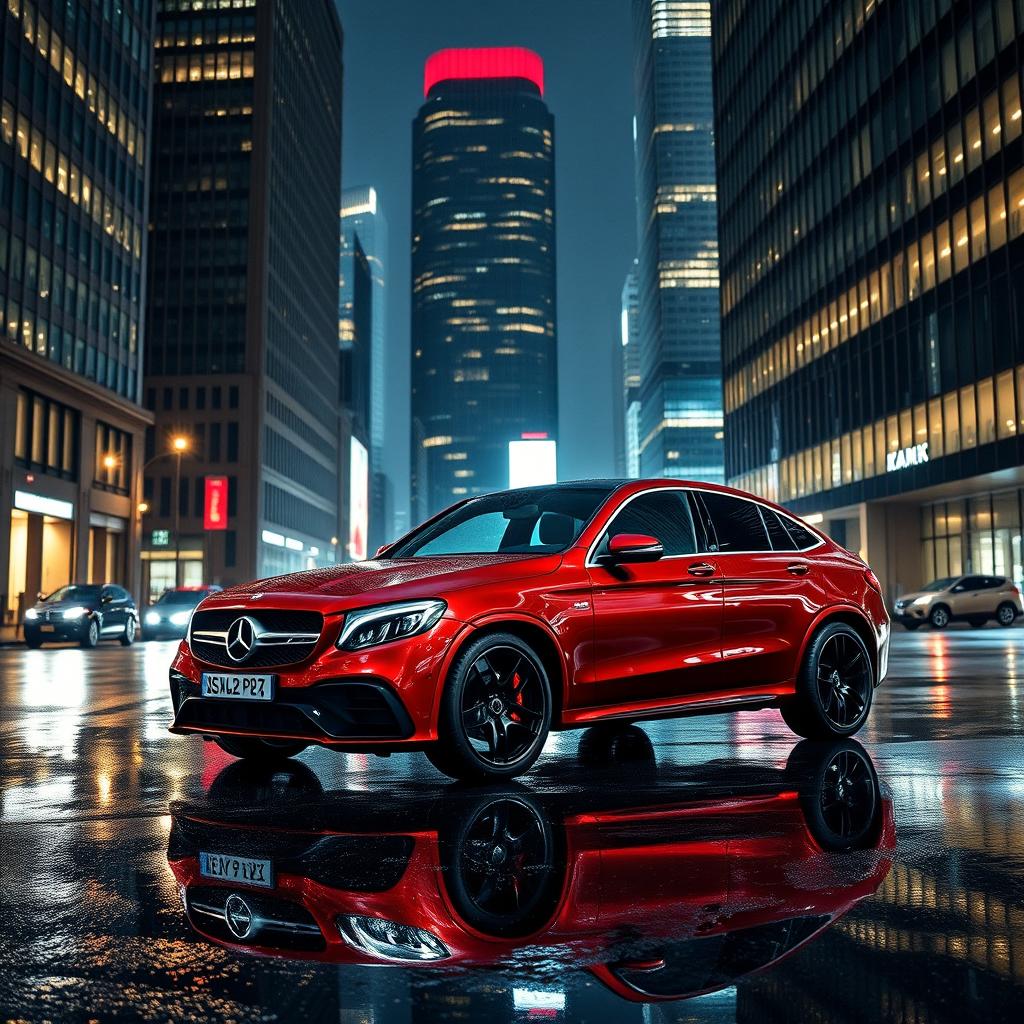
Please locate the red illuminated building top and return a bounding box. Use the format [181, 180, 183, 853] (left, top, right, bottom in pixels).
[423, 47, 544, 97]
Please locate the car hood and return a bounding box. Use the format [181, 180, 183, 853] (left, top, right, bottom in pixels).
[32, 599, 97, 613]
[203, 554, 563, 611]
[895, 590, 936, 604]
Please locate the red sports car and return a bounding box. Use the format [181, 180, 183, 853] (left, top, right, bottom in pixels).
[166, 739, 894, 1000]
[168, 480, 890, 780]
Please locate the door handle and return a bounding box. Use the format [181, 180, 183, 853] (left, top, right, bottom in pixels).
[688, 561, 716, 577]
[786, 562, 810, 575]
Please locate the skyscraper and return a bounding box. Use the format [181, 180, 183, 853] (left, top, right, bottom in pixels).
[340, 185, 392, 548]
[621, 263, 642, 478]
[714, 0, 1024, 599]
[338, 228, 371, 562]
[0, 0, 155, 620]
[410, 47, 557, 520]
[143, 0, 342, 595]
[631, 0, 722, 482]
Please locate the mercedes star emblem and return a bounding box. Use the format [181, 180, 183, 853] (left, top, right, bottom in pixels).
[226, 616, 259, 663]
[224, 893, 254, 938]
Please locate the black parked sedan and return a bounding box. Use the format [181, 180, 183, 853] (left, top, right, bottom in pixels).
[23, 583, 138, 648]
[143, 586, 221, 640]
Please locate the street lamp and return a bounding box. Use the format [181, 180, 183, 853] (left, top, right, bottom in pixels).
[143, 434, 193, 589]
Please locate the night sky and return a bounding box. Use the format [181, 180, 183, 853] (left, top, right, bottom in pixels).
[337, 0, 637, 518]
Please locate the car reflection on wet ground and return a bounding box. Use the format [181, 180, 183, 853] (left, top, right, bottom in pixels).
[1, 629, 1022, 1022]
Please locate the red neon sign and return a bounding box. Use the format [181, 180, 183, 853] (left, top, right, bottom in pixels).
[203, 476, 228, 531]
[424, 47, 544, 97]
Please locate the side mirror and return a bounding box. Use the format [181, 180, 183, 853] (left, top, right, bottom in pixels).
[101, 593, 114, 604]
[603, 533, 664, 565]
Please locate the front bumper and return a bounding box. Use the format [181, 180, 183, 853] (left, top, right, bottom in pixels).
[168, 613, 467, 747]
[24, 619, 89, 641]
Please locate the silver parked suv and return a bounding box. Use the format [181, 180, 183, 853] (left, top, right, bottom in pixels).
[893, 575, 1023, 630]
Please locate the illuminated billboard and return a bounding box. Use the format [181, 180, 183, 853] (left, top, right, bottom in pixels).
[508, 438, 557, 489]
[203, 476, 228, 530]
[349, 437, 369, 561]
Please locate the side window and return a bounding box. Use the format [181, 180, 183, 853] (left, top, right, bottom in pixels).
[699, 492, 771, 552]
[762, 508, 798, 551]
[100, 585, 114, 602]
[782, 517, 820, 550]
[603, 491, 697, 557]
[115, 586, 131, 601]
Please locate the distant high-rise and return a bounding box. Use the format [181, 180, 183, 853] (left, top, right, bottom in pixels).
[714, 0, 1024, 599]
[143, 0, 342, 594]
[411, 47, 557, 520]
[631, 0, 722, 481]
[0, 0, 155, 616]
[621, 264, 642, 478]
[340, 186, 392, 548]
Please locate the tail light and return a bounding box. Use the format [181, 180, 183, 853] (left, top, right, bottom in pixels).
[864, 568, 882, 594]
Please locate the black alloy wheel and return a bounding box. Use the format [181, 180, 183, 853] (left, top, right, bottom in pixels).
[441, 793, 562, 937]
[781, 622, 873, 739]
[428, 633, 552, 781]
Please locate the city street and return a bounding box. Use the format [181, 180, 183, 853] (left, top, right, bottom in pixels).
[1, 628, 1022, 1023]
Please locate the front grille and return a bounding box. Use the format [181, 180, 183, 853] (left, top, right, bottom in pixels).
[185, 885, 325, 952]
[189, 608, 324, 669]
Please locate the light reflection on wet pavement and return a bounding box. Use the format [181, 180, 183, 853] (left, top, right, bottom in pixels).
[1, 629, 1022, 1022]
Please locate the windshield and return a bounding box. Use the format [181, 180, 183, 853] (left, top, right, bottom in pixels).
[390, 486, 617, 558]
[154, 590, 208, 607]
[921, 577, 957, 592]
[43, 584, 102, 604]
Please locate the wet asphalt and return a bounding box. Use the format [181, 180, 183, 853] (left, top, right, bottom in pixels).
[1, 627, 1022, 1023]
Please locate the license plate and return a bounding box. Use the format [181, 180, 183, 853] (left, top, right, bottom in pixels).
[40, 624, 55, 633]
[201, 673, 274, 700]
[199, 851, 274, 889]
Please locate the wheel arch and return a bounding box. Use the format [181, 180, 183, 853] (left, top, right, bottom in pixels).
[434, 613, 567, 729]
[799, 606, 880, 683]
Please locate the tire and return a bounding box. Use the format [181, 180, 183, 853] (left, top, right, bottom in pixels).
[786, 740, 881, 851]
[996, 602, 1018, 627]
[80, 618, 100, 648]
[427, 632, 552, 782]
[781, 622, 874, 740]
[968, 617, 988, 628]
[214, 736, 309, 761]
[928, 604, 950, 629]
[120, 617, 137, 646]
[24, 633, 43, 649]
[439, 791, 563, 937]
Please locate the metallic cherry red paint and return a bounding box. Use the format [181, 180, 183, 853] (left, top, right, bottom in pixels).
[168, 480, 890, 762]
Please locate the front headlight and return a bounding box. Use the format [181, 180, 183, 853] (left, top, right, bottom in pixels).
[337, 915, 449, 962]
[25, 608, 39, 620]
[912, 595, 931, 606]
[145, 611, 161, 626]
[337, 599, 446, 651]
[169, 610, 191, 626]
[62, 605, 89, 619]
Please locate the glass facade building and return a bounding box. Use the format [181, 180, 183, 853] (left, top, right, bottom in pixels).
[621, 262, 642, 478]
[631, 0, 723, 482]
[341, 184, 394, 547]
[0, 0, 155, 621]
[143, 0, 342, 594]
[410, 47, 557, 521]
[713, 0, 1024, 599]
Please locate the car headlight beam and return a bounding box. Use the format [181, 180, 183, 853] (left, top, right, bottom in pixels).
[145, 611, 161, 626]
[62, 606, 89, 619]
[25, 608, 39, 620]
[336, 599, 446, 651]
[337, 915, 449, 962]
[169, 611, 191, 626]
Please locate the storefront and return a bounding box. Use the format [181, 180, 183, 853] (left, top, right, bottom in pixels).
[5, 489, 74, 624]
